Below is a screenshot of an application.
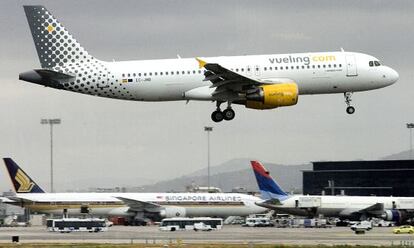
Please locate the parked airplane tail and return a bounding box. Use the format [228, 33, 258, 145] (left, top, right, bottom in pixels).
[3, 158, 45, 193]
[251, 161, 288, 200]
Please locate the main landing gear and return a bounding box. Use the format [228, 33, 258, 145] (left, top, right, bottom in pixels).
[344, 92, 355, 114]
[211, 101, 235, 122]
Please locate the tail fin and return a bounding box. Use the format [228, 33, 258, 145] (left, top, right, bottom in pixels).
[251, 161, 288, 200]
[3, 158, 45, 193]
[23, 5, 95, 69]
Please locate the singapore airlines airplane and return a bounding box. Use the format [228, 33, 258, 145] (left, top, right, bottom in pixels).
[2, 158, 266, 224]
[19, 6, 398, 122]
[251, 161, 414, 224]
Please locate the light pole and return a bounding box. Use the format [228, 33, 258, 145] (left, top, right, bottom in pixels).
[407, 123, 414, 159]
[204, 126, 213, 192]
[41, 118, 61, 193]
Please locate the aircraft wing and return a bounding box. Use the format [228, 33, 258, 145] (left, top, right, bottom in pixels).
[196, 58, 262, 96]
[358, 202, 385, 215]
[339, 203, 385, 217]
[116, 197, 162, 212]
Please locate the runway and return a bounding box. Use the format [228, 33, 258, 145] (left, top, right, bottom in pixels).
[0, 225, 414, 245]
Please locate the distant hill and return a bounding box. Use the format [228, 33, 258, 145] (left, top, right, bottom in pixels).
[138, 158, 311, 193]
[382, 150, 413, 160]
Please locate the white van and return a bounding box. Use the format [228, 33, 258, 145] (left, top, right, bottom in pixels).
[243, 217, 274, 227]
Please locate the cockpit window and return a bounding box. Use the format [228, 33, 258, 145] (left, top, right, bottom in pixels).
[369, 61, 381, 67]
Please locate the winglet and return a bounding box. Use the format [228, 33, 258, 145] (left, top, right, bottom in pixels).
[196, 57, 207, 69]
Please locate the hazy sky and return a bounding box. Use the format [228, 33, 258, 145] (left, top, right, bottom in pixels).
[0, 0, 413, 192]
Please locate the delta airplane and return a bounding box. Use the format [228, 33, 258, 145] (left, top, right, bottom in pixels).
[2, 158, 266, 224]
[19, 6, 398, 122]
[251, 161, 414, 224]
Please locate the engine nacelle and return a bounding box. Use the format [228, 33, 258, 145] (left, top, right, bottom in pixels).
[245, 83, 298, 109]
[159, 207, 187, 218]
[381, 210, 407, 223]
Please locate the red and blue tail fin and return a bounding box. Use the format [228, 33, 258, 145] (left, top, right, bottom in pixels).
[3, 158, 45, 193]
[251, 161, 288, 200]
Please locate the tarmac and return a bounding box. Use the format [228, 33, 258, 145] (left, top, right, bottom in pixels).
[0, 225, 413, 245]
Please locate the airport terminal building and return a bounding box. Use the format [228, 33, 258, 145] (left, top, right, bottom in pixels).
[303, 160, 414, 196]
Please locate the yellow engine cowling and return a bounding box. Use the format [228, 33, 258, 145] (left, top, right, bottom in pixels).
[245, 83, 298, 109]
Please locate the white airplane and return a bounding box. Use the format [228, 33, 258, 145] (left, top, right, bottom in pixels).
[251, 161, 414, 224]
[1, 158, 266, 224]
[19, 6, 398, 122]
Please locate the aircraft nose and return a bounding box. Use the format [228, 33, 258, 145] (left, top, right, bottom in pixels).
[386, 67, 399, 85]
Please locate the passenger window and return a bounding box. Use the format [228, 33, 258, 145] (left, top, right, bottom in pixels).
[171, 72, 174, 75]
[138, 73, 141, 76]
[122, 73, 125, 77]
[302, 66, 305, 69]
[133, 73, 136, 77]
[269, 67, 272, 70]
[333, 64, 336, 68]
[296, 66, 299, 69]
[307, 65, 310, 69]
[149, 72, 152, 76]
[339, 64, 342, 67]
[144, 73, 147, 76]
[312, 65, 315, 69]
[323, 65, 326, 68]
[317, 65, 320, 68]
[128, 73, 130, 77]
[236, 68, 239, 72]
[160, 72, 163, 75]
[264, 67, 267, 71]
[286, 66, 289, 70]
[166, 72, 169, 75]
[154, 72, 157, 76]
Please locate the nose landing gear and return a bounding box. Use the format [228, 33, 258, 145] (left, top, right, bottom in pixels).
[344, 92, 355, 114]
[211, 101, 235, 122]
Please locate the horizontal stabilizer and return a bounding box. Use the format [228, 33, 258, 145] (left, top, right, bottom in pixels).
[19, 69, 74, 88]
[255, 198, 283, 209]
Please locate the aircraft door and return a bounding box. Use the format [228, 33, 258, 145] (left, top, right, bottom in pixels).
[345, 55, 358, 76]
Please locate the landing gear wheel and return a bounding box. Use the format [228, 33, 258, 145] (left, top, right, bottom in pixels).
[223, 108, 235, 121]
[344, 92, 355, 115]
[211, 110, 224, 122]
[346, 106, 355, 114]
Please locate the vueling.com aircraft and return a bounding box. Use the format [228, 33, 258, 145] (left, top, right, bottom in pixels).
[19, 6, 399, 122]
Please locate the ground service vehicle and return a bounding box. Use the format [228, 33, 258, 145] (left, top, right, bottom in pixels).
[46, 218, 108, 233]
[350, 221, 373, 231]
[159, 217, 223, 231]
[393, 225, 414, 234]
